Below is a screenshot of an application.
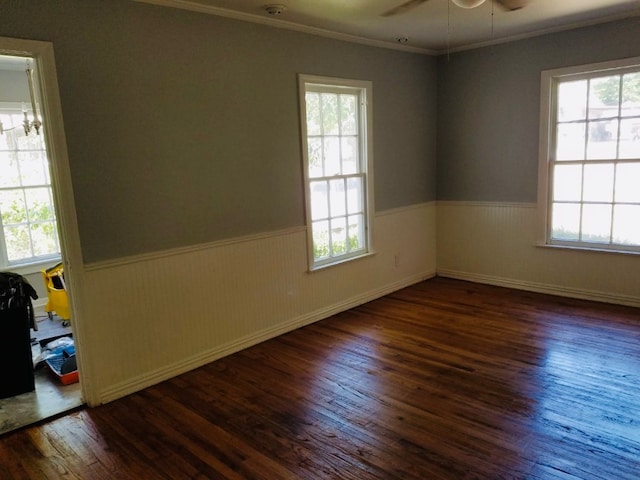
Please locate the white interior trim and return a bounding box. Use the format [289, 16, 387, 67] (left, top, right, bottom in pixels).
[0, 36, 91, 404]
[437, 201, 640, 307]
[537, 55, 640, 251]
[98, 270, 435, 404]
[85, 203, 432, 273]
[134, 0, 435, 55]
[85, 225, 307, 272]
[437, 200, 537, 209]
[438, 268, 640, 308]
[443, 10, 640, 55]
[134, 0, 640, 56]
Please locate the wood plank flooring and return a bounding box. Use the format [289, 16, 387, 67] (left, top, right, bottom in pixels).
[1, 277, 639, 479]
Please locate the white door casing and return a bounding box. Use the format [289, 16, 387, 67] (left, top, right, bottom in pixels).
[0, 36, 94, 405]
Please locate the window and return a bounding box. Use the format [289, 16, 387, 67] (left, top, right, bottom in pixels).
[299, 75, 374, 269]
[539, 58, 640, 253]
[0, 106, 60, 268]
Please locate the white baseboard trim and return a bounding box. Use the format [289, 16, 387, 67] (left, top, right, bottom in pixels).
[437, 269, 640, 308]
[297, 271, 436, 327]
[436, 201, 537, 209]
[98, 313, 303, 405]
[98, 270, 436, 405]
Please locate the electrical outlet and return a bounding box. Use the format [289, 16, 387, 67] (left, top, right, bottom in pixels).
[394, 254, 400, 268]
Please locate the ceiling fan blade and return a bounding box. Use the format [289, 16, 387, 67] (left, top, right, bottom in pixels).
[497, 0, 528, 11]
[381, 0, 430, 17]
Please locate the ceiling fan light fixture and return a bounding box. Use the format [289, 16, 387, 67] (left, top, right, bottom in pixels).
[264, 4, 287, 15]
[451, 0, 486, 8]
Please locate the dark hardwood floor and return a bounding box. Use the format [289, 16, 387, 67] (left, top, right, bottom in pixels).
[1, 277, 639, 479]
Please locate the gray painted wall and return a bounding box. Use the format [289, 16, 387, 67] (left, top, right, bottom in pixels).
[437, 17, 640, 202]
[1, 0, 437, 263]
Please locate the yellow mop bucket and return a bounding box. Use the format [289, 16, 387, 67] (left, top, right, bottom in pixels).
[41, 262, 70, 323]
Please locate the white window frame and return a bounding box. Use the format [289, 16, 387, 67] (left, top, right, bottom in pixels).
[0, 102, 61, 271]
[537, 56, 640, 254]
[298, 74, 374, 270]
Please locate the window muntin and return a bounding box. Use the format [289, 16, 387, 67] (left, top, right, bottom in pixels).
[0, 108, 60, 267]
[299, 76, 373, 269]
[543, 60, 640, 252]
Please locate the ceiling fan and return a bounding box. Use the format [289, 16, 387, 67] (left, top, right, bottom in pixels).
[382, 0, 528, 17]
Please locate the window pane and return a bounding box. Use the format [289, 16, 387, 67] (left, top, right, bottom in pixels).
[613, 205, 640, 246]
[310, 180, 328, 220]
[589, 75, 619, 119]
[621, 73, 640, 117]
[0, 114, 15, 149]
[307, 137, 323, 178]
[615, 163, 640, 202]
[0, 103, 59, 266]
[558, 80, 587, 122]
[31, 222, 58, 257]
[8, 126, 26, 150]
[341, 136, 358, 174]
[305, 92, 321, 136]
[587, 120, 618, 159]
[581, 204, 612, 243]
[321, 93, 339, 135]
[347, 177, 363, 214]
[25, 187, 54, 222]
[312, 220, 330, 260]
[18, 151, 49, 186]
[16, 128, 45, 151]
[323, 137, 340, 176]
[0, 151, 20, 188]
[0, 190, 27, 224]
[5, 123, 22, 150]
[329, 179, 346, 217]
[553, 164, 582, 202]
[330, 217, 347, 255]
[5, 225, 31, 262]
[556, 123, 585, 160]
[619, 118, 640, 159]
[348, 214, 364, 252]
[583, 164, 613, 202]
[551, 203, 580, 240]
[340, 94, 357, 135]
[548, 63, 640, 252]
[302, 77, 371, 267]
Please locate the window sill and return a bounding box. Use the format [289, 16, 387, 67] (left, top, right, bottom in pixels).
[309, 251, 376, 272]
[2, 257, 62, 276]
[535, 243, 640, 256]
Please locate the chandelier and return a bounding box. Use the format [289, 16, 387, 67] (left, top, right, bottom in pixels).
[0, 60, 42, 136]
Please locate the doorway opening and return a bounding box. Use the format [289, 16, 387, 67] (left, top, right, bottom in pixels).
[0, 42, 85, 435]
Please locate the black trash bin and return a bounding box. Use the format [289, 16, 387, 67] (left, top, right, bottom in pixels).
[0, 272, 38, 399]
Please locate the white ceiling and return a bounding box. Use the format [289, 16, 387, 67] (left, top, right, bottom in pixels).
[139, 0, 640, 54]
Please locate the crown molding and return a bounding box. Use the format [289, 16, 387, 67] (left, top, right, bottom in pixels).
[135, 1, 640, 56]
[134, 0, 437, 55]
[439, 9, 640, 55]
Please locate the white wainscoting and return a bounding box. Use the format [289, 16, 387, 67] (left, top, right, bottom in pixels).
[437, 202, 640, 307]
[80, 203, 436, 405]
